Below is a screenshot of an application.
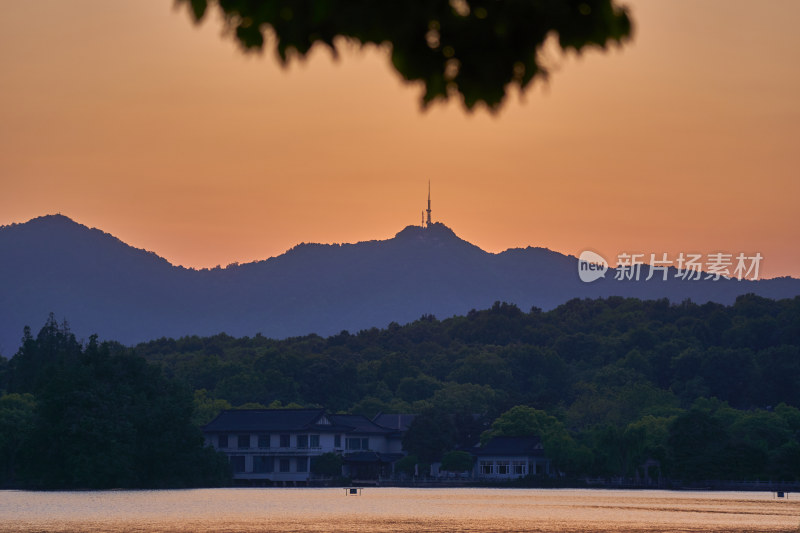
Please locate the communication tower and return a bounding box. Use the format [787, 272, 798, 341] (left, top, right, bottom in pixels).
[425, 181, 432, 228]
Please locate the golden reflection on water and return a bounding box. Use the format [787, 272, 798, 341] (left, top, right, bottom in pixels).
[1, 488, 799, 533]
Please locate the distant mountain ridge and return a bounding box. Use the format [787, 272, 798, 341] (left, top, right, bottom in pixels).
[1, 214, 799, 355]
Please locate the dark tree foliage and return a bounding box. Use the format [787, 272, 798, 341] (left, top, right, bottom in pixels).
[0, 393, 35, 486]
[1, 319, 230, 489]
[394, 454, 426, 477]
[124, 294, 800, 482]
[310, 452, 344, 477]
[668, 409, 736, 481]
[440, 450, 474, 472]
[402, 410, 459, 463]
[133, 296, 800, 417]
[177, 0, 632, 110]
[6, 296, 796, 483]
[6, 314, 82, 394]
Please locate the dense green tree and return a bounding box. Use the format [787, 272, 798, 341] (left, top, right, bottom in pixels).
[6, 322, 230, 489]
[667, 409, 730, 481]
[502, 345, 569, 408]
[566, 379, 679, 429]
[483, 405, 591, 475]
[402, 409, 458, 463]
[193, 389, 233, 426]
[768, 441, 800, 481]
[405, 382, 499, 454]
[482, 405, 555, 441]
[214, 372, 273, 406]
[396, 375, 442, 403]
[587, 423, 649, 477]
[624, 415, 673, 472]
[440, 450, 474, 473]
[349, 395, 395, 419]
[0, 393, 36, 486]
[6, 314, 82, 394]
[775, 403, 800, 433]
[310, 452, 344, 477]
[756, 345, 800, 407]
[394, 454, 428, 477]
[447, 350, 512, 389]
[0, 355, 8, 390]
[427, 382, 498, 417]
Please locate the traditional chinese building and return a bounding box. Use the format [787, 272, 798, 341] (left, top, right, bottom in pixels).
[203, 409, 405, 485]
[471, 436, 552, 479]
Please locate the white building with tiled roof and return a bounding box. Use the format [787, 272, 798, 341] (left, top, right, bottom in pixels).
[203, 409, 406, 485]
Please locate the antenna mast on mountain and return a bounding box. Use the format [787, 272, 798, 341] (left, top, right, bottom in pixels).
[425, 180, 432, 228]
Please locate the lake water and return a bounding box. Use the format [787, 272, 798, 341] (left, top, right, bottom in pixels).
[1, 488, 798, 532]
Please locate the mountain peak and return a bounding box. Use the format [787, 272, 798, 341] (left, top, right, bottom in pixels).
[33, 213, 76, 224]
[394, 222, 462, 243]
[29, 213, 81, 227]
[1, 214, 798, 353]
[8, 213, 113, 243]
[1, 213, 78, 231]
[0, 213, 172, 272]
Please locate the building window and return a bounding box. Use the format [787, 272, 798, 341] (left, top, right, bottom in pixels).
[296, 457, 308, 473]
[258, 434, 270, 448]
[310, 435, 320, 448]
[280, 434, 290, 448]
[254, 456, 273, 473]
[497, 461, 510, 475]
[297, 435, 308, 449]
[279, 459, 291, 473]
[480, 461, 493, 475]
[238, 434, 250, 449]
[334, 434, 341, 448]
[218, 434, 229, 449]
[346, 437, 369, 451]
[230, 456, 246, 473]
[513, 461, 526, 475]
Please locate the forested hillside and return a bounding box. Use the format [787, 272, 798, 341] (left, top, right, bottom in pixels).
[136, 295, 800, 414]
[2, 295, 799, 485]
[131, 294, 800, 482]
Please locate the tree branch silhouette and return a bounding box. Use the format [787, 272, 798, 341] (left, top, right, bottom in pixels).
[178, 0, 633, 111]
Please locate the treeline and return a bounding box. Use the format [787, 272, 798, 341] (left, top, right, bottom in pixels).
[131, 294, 800, 482]
[2, 295, 800, 486]
[0, 315, 230, 489]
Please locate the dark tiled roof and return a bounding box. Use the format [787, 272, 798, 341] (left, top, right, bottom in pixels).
[330, 414, 394, 434]
[203, 409, 329, 432]
[372, 413, 416, 431]
[471, 436, 545, 457]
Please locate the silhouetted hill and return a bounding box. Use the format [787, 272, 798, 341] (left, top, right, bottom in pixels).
[1, 214, 799, 354]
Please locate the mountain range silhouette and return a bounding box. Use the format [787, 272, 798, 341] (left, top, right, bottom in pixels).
[1, 214, 798, 355]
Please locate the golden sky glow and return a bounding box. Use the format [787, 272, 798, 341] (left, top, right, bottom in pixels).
[1, 0, 798, 278]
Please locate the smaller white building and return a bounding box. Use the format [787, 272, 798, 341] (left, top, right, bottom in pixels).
[472, 436, 551, 479]
[203, 409, 405, 485]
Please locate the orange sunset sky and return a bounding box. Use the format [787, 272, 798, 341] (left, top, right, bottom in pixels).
[1, 1, 798, 278]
